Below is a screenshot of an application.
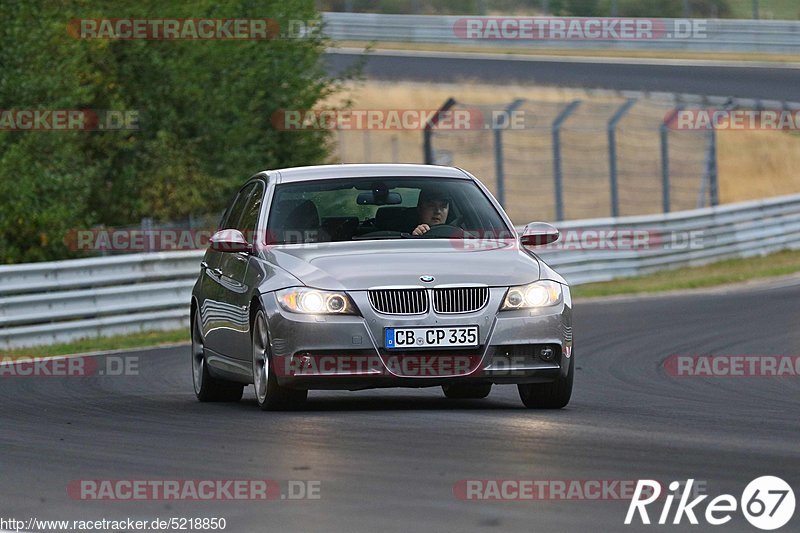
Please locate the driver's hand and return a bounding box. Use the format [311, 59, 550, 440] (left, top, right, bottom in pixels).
[412, 224, 430, 236]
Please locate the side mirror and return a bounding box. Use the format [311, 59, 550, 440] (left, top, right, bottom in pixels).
[210, 229, 252, 253]
[520, 222, 559, 246]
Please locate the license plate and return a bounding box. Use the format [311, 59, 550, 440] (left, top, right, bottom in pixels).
[384, 326, 479, 349]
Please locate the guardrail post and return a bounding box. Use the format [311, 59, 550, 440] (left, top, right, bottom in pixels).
[551, 100, 582, 221]
[660, 105, 682, 214]
[607, 98, 637, 217]
[424, 97, 456, 164]
[493, 99, 525, 207]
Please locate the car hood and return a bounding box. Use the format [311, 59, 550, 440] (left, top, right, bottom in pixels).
[261, 239, 540, 291]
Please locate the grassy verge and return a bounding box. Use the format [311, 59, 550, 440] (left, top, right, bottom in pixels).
[572, 249, 800, 298]
[1, 329, 188, 361]
[728, 0, 799, 20]
[336, 41, 800, 64]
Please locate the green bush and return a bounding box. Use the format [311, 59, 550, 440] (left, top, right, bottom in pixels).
[0, 0, 350, 263]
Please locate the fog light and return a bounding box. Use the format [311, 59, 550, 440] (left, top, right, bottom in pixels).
[540, 347, 555, 361]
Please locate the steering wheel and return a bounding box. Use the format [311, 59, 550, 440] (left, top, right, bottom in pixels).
[414, 224, 466, 238]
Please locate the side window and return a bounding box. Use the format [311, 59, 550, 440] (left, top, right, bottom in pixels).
[235, 182, 265, 241]
[220, 183, 256, 232]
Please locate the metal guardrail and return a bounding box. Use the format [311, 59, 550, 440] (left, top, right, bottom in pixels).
[0, 251, 204, 350]
[537, 193, 800, 284]
[2, 193, 800, 350]
[322, 12, 800, 54]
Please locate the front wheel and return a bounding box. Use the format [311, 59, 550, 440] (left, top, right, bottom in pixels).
[518, 354, 573, 409]
[191, 312, 244, 402]
[252, 310, 308, 411]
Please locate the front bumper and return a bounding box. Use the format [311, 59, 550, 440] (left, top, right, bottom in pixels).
[263, 286, 572, 390]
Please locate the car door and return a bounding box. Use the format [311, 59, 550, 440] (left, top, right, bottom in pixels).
[209, 180, 265, 360]
[202, 182, 257, 358]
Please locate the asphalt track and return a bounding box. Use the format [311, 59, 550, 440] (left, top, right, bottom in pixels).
[325, 49, 800, 101]
[2, 277, 799, 532]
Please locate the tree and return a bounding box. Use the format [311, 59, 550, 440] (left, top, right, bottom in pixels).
[0, 0, 350, 263]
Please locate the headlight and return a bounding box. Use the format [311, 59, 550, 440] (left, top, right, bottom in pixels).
[501, 280, 563, 310]
[276, 287, 358, 315]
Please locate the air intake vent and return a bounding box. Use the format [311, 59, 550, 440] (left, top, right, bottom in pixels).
[433, 287, 489, 314]
[368, 289, 428, 315]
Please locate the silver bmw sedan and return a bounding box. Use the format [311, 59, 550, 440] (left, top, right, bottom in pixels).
[191, 164, 573, 410]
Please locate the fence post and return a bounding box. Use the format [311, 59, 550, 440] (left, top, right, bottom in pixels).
[660, 105, 683, 214]
[708, 124, 719, 206]
[424, 97, 456, 164]
[607, 98, 637, 217]
[493, 99, 525, 208]
[551, 100, 581, 221]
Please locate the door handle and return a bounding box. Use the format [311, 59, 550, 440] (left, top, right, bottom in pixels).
[200, 261, 209, 269]
[212, 268, 223, 276]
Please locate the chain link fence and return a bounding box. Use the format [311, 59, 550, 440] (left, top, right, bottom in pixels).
[424, 95, 717, 223]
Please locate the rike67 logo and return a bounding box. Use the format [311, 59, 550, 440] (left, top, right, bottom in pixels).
[626, 477, 795, 530]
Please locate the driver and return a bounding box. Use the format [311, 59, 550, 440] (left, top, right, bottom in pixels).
[412, 187, 450, 236]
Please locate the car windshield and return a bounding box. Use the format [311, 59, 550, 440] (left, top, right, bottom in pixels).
[265, 177, 512, 244]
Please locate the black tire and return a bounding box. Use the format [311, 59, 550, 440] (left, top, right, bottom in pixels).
[191, 312, 244, 402]
[252, 310, 308, 411]
[442, 383, 492, 399]
[518, 354, 573, 409]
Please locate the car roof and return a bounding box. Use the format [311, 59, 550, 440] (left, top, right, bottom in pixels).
[262, 164, 472, 184]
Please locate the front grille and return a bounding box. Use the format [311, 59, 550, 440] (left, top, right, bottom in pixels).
[368, 289, 428, 315]
[433, 287, 489, 314]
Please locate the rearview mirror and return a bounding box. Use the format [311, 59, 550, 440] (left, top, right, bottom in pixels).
[356, 191, 402, 205]
[520, 222, 559, 246]
[210, 229, 252, 253]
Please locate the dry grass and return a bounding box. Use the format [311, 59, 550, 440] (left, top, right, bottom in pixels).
[717, 129, 800, 203]
[321, 80, 800, 222]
